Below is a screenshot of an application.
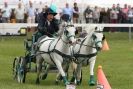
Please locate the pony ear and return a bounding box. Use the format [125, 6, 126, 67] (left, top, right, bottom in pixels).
[102, 34, 105, 41]
[95, 26, 104, 32]
[70, 20, 73, 25]
[67, 21, 71, 26]
[61, 21, 67, 27]
[64, 29, 68, 35]
[95, 27, 98, 31]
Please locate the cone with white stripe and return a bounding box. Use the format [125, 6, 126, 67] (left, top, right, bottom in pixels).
[97, 65, 111, 89]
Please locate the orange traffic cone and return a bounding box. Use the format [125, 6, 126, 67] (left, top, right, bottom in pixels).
[102, 39, 110, 51]
[97, 65, 111, 89]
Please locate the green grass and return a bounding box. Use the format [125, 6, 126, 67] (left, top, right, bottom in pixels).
[0, 33, 133, 89]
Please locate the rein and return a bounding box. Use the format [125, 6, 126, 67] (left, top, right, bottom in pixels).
[36, 34, 74, 61]
[73, 32, 101, 64]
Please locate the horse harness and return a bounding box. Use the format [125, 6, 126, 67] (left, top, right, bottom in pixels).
[35, 36, 73, 65]
[72, 32, 103, 64]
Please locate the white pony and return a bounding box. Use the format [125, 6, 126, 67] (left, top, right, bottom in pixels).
[70, 26, 105, 85]
[35, 23, 76, 85]
[55, 26, 105, 85]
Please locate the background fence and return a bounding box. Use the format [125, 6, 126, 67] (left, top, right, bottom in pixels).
[0, 23, 133, 41]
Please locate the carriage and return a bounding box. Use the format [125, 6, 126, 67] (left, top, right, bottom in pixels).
[12, 24, 105, 86]
[12, 27, 58, 83]
[12, 23, 77, 85]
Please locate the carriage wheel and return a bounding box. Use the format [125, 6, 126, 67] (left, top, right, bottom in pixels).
[79, 69, 82, 84]
[13, 57, 19, 80]
[13, 56, 26, 83]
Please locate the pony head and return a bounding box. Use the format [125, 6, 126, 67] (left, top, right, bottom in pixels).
[63, 22, 76, 45]
[92, 26, 105, 51]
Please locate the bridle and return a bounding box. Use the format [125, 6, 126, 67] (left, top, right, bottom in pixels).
[73, 31, 105, 64]
[78, 31, 104, 50]
[60, 25, 76, 45]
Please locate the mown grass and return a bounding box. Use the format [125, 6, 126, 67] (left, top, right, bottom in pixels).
[0, 32, 133, 89]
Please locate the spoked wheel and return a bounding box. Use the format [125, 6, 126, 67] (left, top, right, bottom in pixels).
[13, 57, 19, 80]
[13, 56, 27, 83]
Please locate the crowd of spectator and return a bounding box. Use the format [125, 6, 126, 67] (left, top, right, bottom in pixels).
[84, 4, 133, 23]
[0, 1, 133, 24]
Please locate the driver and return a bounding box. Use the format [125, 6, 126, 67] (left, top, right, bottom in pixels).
[31, 7, 59, 56]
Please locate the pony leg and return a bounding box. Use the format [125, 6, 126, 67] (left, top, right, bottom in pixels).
[41, 63, 50, 80]
[53, 56, 69, 85]
[70, 62, 77, 83]
[36, 55, 43, 84]
[55, 72, 61, 84]
[89, 56, 96, 86]
[75, 63, 82, 85]
[55, 62, 69, 84]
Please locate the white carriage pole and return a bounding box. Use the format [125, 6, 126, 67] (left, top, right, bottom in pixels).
[129, 27, 132, 42]
[1, 23, 4, 41]
[0, 23, 132, 41]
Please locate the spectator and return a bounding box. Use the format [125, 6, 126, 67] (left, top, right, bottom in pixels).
[122, 4, 129, 23]
[10, 9, 16, 23]
[127, 7, 133, 23]
[117, 8, 123, 23]
[35, 8, 39, 23]
[40, 5, 48, 13]
[110, 5, 118, 23]
[116, 4, 121, 11]
[37, 8, 47, 24]
[15, 3, 25, 23]
[73, 2, 79, 23]
[0, 9, 2, 23]
[93, 6, 100, 23]
[27, 2, 35, 23]
[99, 8, 108, 23]
[61, 3, 73, 22]
[84, 6, 93, 23]
[44, 5, 48, 12]
[18, 0, 24, 6]
[2, 2, 11, 23]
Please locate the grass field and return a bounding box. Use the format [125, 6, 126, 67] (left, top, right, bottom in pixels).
[0, 32, 133, 89]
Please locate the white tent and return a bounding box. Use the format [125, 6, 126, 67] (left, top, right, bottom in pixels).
[86, 0, 133, 8]
[0, 0, 133, 8]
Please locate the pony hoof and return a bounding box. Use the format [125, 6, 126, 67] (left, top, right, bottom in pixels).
[65, 81, 70, 86]
[55, 80, 59, 85]
[76, 80, 81, 85]
[36, 79, 40, 85]
[36, 81, 40, 85]
[70, 77, 75, 83]
[89, 80, 95, 86]
[41, 74, 48, 80]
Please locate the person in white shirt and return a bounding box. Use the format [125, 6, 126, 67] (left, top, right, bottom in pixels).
[2, 2, 11, 23]
[127, 7, 133, 23]
[15, 3, 25, 23]
[27, 2, 35, 23]
[93, 6, 100, 23]
[61, 3, 73, 22]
